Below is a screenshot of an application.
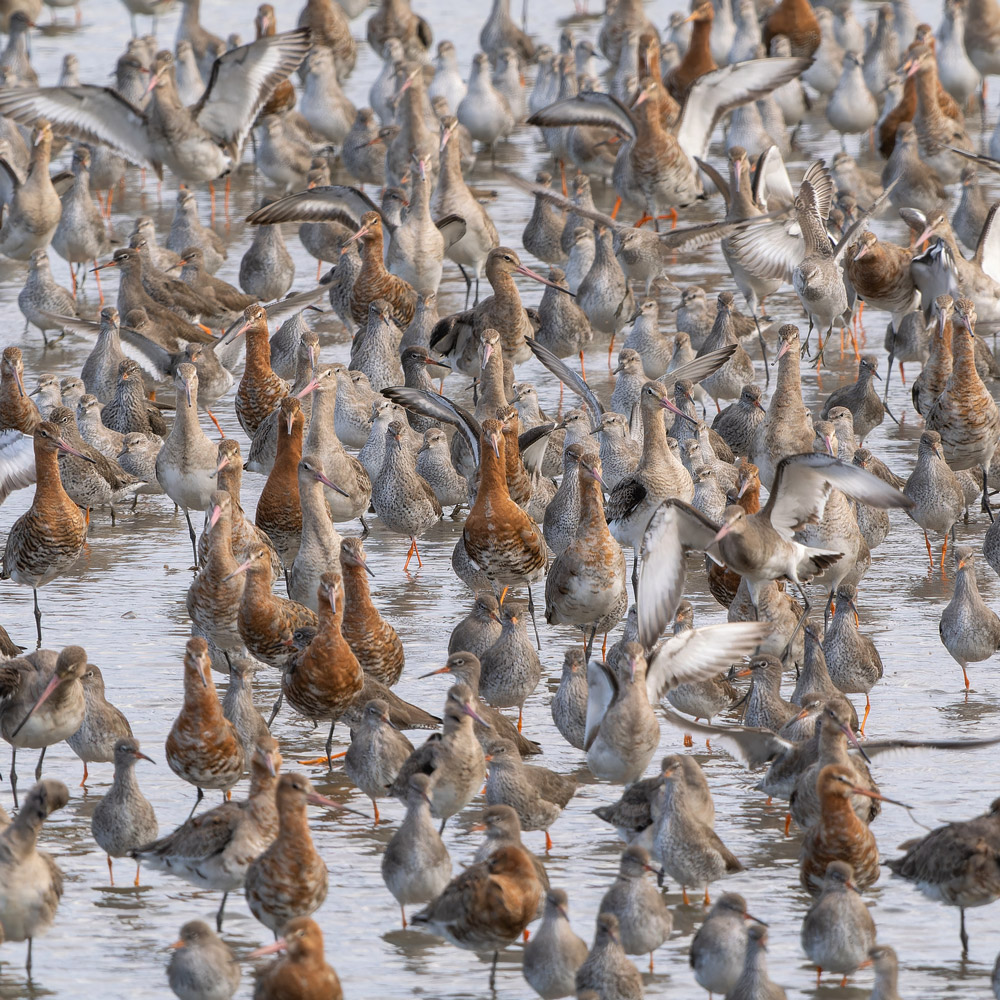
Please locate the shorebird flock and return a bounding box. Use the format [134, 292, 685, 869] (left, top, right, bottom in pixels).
[2, 0, 1000, 996]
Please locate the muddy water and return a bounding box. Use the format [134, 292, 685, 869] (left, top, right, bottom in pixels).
[1, 0, 1000, 997]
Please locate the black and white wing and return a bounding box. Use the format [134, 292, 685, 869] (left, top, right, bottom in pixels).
[245, 184, 378, 227]
[660, 708, 793, 767]
[0, 87, 160, 174]
[764, 453, 913, 541]
[677, 57, 811, 162]
[974, 202, 1000, 283]
[646, 621, 773, 703]
[526, 337, 604, 428]
[527, 90, 638, 141]
[0, 430, 35, 505]
[636, 499, 723, 648]
[585, 658, 619, 750]
[382, 386, 481, 466]
[752, 145, 795, 210]
[194, 28, 311, 155]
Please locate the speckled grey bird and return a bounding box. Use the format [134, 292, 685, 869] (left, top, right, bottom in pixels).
[740, 654, 800, 732]
[801, 860, 876, 983]
[91, 737, 158, 887]
[0, 779, 69, 975]
[18, 249, 78, 346]
[792, 630, 859, 732]
[66, 663, 133, 786]
[551, 647, 588, 752]
[47, 406, 146, 518]
[523, 888, 588, 999]
[712, 384, 765, 459]
[372, 420, 442, 571]
[382, 772, 452, 928]
[287, 456, 344, 612]
[543, 443, 585, 556]
[575, 912, 644, 1000]
[484, 738, 576, 848]
[820, 356, 883, 443]
[535, 266, 593, 364]
[905, 430, 965, 570]
[401, 292, 439, 351]
[353, 298, 404, 387]
[940, 546, 1000, 691]
[823, 586, 883, 734]
[698, 293, 756, 409]
[449, 594, 503, 660]
[167, 188, 226, 274]
[417, 428, 467, 509]
[102, 359, 166, 438]
[479, 603, 542, 727]
[51, 147, 114, 291]
[599, 845, 672, 972]
[116, 431, 162, 494]
[221, 659, 270, 771]
[79, 307, 127, 405]
[391, 683, 487, 831]
[167, 920, 241, 1000]
[345, 699, 414, 825]
[577, 226, 634, 338]
[155, 364, 220, 563]
[400, 346, 451, 435]
[592, 411, 641, 492]
[422, 651, 542, 757]
[240, 216, 294, 305]
[729, 923, 787, 1000]
[652, 755, 743, 905]
[690, 893, 754, 996]
[622, 300, 670, 379]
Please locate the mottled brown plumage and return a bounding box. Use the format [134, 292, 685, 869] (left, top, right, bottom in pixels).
[250, 917, 343, 1000]
[165, 639, 244, 809]
[349, 212, 417, 327]
[236, 303, 289, 438]
[340, 537, 404, 687]
[255, 397, 305, 569]
[0, 347, 40, 434]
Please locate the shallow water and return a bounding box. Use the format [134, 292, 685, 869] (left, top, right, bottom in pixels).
[2, 0, 1000, 997]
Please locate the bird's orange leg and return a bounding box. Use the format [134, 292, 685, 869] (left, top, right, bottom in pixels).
[656, 207, 678, 229]
[634, 214, 653, 228]
[649, 953, 654, 973]
[610, 196, 622, 219]
[899, 361, 906, 384]
[69, 263, 77, 297]
[579, 350, 587, 381]
[206, 409, 225, 439]
[607, 333, 615, 369]
[923, 530, 934, 569]
[784, 812, 792, 836]
[683, 733, 693, 747]
[134, 861, 141, 887]
[545, 830, 552, 852]
[299, 750, 347, 765]
[940, 534, 949, 568]
[681, 887, 690, 905]
[94, 262, 104, 305]
[107, 855, 114, 886]
[403, 539, 417, 572]
[499, 586, 509, 606]
[703, 887, 710, 906]
[859, 693, 871, 735]
[79, 762, 88, 787]
[372, 799, 380, 826]
[518, 705, 524, 733]
[559, 160, 567, 197]
[400, 905, 407, 929]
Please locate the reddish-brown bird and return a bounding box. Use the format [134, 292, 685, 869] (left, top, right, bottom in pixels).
[2, 422, 92, 646]
[348, 212, 418, 327]
[235, 303, 289, 438]
[248, 916, 343, 1000]
[0, 346, 40, 434]
[229, 546, 318, 669]
[463, 419, 546, 639]
[666, 1, 716, 101]
[255, 396, 305, 571]
[244, 772, 358, 935]
[413, 844, 543, 990]
[165, 638, 244, 815]
[763, 0, 821, 56]
[282, 572, 364, 767]
[339, 536, 404, 687]
[800, 764, 899, 895]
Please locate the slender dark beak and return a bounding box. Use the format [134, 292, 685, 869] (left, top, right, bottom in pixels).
[10, 673, 62, 738]
[57, 437, 96, 464]
[315, 469, 350, 498]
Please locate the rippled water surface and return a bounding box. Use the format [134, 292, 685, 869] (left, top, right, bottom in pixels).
[2, 0, 1000, 996]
